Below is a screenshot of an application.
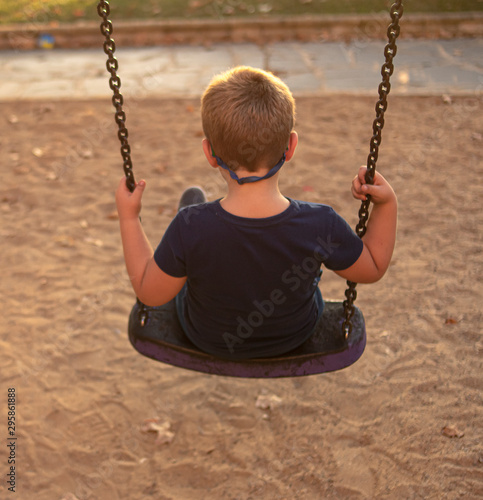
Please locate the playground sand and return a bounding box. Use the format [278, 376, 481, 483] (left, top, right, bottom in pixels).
[0, 95, 482, 499]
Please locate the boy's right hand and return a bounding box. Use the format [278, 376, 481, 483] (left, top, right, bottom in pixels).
[335, 165, 398, 284]
[351, 166, 396, 205]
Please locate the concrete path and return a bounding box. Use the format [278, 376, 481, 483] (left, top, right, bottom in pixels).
[1, 38, 482, 100]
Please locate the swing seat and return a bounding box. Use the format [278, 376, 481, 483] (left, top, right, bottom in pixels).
[128, 300, 366, 378]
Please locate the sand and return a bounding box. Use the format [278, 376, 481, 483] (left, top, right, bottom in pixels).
[0, 94, 482, 499]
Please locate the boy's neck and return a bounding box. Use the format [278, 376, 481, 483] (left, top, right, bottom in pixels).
[220, 175, 289, 218]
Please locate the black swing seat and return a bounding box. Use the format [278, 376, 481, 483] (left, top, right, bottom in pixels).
[128, 300, 366, 378]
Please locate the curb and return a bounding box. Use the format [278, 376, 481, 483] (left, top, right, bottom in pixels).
[1, 12, 482, 51]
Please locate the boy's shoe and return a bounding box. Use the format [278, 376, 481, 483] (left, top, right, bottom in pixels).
[178, 186, 208, 211]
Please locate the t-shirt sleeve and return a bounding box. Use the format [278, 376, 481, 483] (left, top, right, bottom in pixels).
[153, 214, 187, 278]
[321, 208, 364, 271]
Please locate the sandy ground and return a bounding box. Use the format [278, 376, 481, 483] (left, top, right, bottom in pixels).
[0, 94, 482, 499]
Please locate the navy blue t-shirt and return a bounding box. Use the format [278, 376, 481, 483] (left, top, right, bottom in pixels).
[154, 198, 363, 359]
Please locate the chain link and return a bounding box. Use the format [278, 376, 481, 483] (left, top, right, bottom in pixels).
[342, 0, 403, 339]
[97, 1, 135, 192]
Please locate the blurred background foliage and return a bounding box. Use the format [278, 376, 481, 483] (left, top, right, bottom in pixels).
[1, 0, 481, 25]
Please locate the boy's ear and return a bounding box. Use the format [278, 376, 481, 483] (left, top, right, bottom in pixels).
[202, 139, 219, 168]
[285, 131, 298, 162]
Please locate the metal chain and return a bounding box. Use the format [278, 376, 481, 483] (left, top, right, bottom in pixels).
[342, 0, 404, 338]
[97, 0, 135, 193]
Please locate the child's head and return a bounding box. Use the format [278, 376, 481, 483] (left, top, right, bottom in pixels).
[201, 66, 295, 173]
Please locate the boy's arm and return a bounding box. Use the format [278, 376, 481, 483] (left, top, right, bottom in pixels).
[334, 166, 397, 284]
[115, 177, 186, 306]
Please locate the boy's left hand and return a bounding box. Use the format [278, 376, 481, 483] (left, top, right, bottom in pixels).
[115, 176, 146, 220]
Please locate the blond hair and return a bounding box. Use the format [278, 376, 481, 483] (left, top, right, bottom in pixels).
[201, 66, 295, 172]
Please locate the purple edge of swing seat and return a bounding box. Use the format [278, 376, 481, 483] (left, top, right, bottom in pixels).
[128, 300, 366, 378]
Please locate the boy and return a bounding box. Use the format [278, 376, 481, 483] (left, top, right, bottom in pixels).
[115, 66, 397, 359]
